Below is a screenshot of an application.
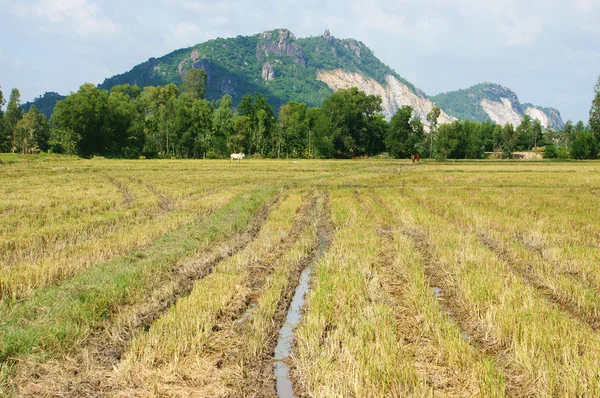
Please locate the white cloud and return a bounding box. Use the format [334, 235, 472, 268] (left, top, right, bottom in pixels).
[163, 0, 230, 13]
[165, 22, 205, 49]
[12, 0, 117, 38]
[214, 16, 229, 25]
[349, 0, 568, 49]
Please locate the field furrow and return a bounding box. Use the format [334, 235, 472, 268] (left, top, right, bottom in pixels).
[3, 159, 600, 397]
[88, 191, 314, 396]
[409, 191, 600, 331]
[358, 190, 508, 397]
[0, 187, 278, 396]
[109, 177, 135, 205]
[384, 191, 600, 396]
[293, 189, 430, 397]
[0, 186, 245, 303]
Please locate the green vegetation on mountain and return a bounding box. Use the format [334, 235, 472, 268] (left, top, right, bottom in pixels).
[22, 92, 66, 119]
[99, 29, 417, 111]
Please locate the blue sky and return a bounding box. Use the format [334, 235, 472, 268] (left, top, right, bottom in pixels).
[0, 0, 598, 123]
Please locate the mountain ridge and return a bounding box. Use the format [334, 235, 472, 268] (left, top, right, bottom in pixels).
[25, 29, 564, 129]
[430, 82, 564, 129]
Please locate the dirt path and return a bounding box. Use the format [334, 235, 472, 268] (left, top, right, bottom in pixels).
[108, 178, 134, 205]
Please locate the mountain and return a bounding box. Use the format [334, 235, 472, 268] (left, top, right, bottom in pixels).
[99, 28, 454, 124]
[29, 29, 563, 130]
[430, 83, 564, 130]
[22, 92, 66, 119]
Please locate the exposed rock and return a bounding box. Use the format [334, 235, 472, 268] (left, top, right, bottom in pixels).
[323, 29, 331, 41]
[257, 29, 306, 66]
[177, 59, 188, 75]
[192, 59, 213, 80]
[345, 40, 362, 57]
[316, 69, 455, 125]
[220, 78, 237, 97]
[481, 98, 523, 126]
[262, 62, 275, 81]
[525, 107, 550, 128]
[479, 83, 523, 114]
[191, 49, 200, 62]
[192, 59, 235, 96]
[524, 105, 564, 130]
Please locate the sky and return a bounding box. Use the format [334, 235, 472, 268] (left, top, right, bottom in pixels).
[0, 0, 599, 123]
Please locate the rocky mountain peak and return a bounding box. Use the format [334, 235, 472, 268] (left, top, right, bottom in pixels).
[257, 28, 306, 67]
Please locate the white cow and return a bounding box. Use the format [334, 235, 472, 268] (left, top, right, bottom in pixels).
[230, 153, 245, 162]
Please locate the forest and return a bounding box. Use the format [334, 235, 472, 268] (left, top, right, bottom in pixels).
[1, 71, 599, 160]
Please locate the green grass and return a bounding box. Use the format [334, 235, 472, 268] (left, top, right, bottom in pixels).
[0, 187, 274, 366]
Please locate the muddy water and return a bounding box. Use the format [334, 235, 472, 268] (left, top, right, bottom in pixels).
[431, 288, 471, 340]
[236, 303, 256, 324]
[273, 232, 328, 398]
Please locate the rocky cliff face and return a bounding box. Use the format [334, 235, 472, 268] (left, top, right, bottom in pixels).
[317, 69, 455, 124]
[257, 29, 306, 67]
[480, 98, 523, 127]
[523, 104, 564, 130]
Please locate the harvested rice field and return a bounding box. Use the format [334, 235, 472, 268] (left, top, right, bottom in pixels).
[1, 156, 600, 397]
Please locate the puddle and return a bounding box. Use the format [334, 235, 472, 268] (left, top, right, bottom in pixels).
[430, 288, 471, 342]
[236, 303, 256, 324]
[274, 232, 327, 398]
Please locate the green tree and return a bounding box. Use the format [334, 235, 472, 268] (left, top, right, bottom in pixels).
[180, 69, 208, 100]
[48, 128, 80, 154]
[563, 120, 574, 149]
[213, 95, 234, 156]
[532, 119, 543, 148]
[436, 121, 461, 159]
[106, 85, 145, 158]
[232, 115, 252, 152]
[307, 107, 332, 158]
[570, 121, 595, 159]
[140, 84, 181, 157]
[501, 123, 519, 158]
[4, 88, 24, 152]
[0, 84, 7, 152]
[253, 93, 275, 155]
[426, 106, 441, 158]
[516, 115, 532, 150]
[189, 99, 214, 158]
[279, 101, 309, 158]
[14, 105, 50, 153]
[463, 120, 485, 159]
[51, 83, 110, 157]
[321, 87, 383, 157]
[238, 94, 255, 119]
[385, 105, 424, 158]
[589, 75, 600, 152]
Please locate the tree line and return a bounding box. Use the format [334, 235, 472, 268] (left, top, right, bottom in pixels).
[1, 72, 599, 159]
